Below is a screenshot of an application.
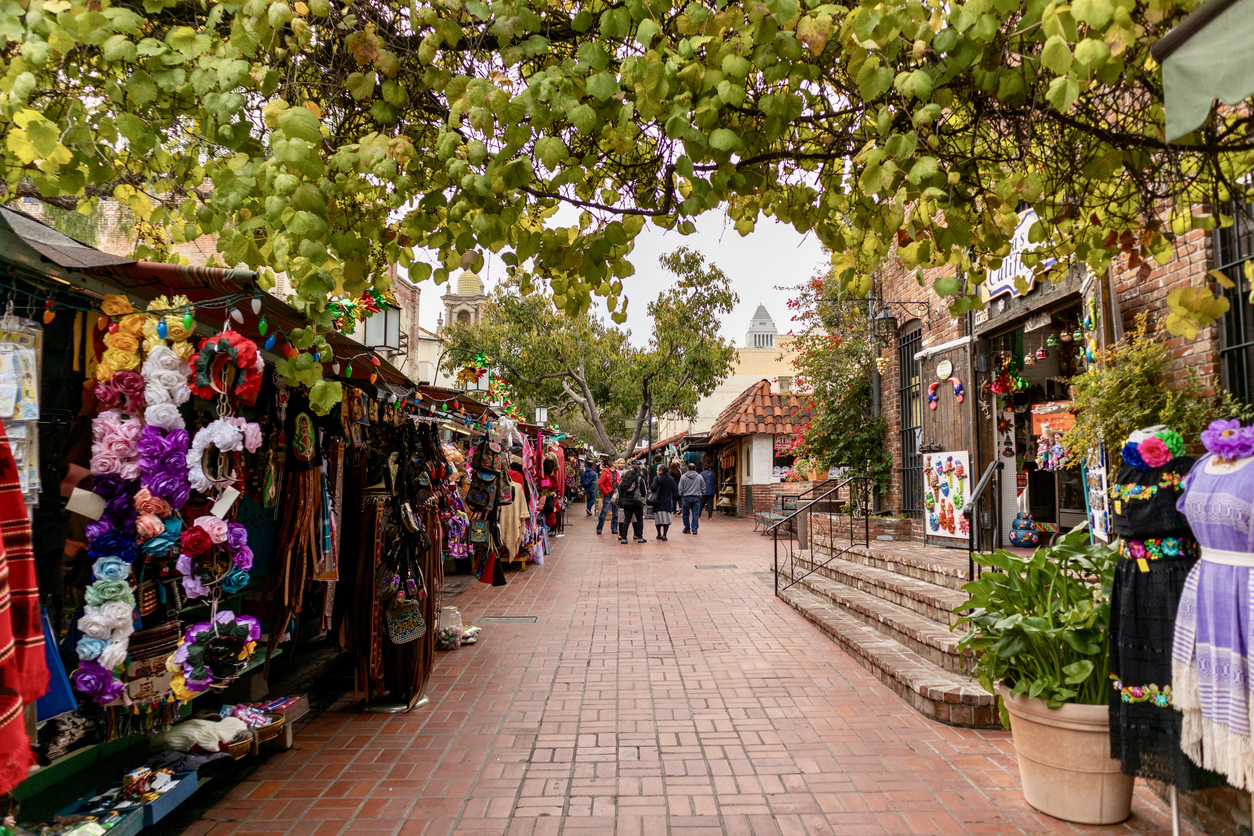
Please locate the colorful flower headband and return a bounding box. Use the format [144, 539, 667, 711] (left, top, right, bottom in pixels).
[176, 516, 254, 599]
[189, 331, 264, 402]
[186, 417, 263, 494]
[167, 611, 260, 698]
[1121, 429, 1185, 470]
[1201, 419, 1254, 463]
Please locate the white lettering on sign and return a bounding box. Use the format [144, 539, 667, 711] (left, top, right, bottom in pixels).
[978, 210, 1056, 302]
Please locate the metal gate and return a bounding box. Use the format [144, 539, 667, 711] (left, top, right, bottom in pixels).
[897, 327, 923, 517]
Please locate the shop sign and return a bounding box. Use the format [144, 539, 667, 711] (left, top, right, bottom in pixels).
[773, 434, 795, 451]
[978, 210, 1056, 302]
[935, 359, 953, 380]
[1031, 402, 1075, 435]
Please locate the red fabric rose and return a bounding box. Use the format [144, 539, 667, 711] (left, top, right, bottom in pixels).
[180, 526, 212, 556]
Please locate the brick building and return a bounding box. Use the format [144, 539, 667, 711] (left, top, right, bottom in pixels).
[867, 208, 1253, 835]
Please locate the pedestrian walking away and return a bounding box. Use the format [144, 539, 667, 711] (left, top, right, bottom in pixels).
[669, 460, 683, 513]
[678, 461, 704, 534]
[702, 462, 717, 519]
[596, 458, 623, 535]
[580, 460, 598, 515]
[616, 464, 647, 543]
[650, 465, 677, 541]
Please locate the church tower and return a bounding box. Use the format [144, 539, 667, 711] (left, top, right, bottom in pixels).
[439, 268, 489, 333]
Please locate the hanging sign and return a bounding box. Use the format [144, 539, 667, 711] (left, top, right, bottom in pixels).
[935, 359, 953, 380]
[978, 210, 1057, 302]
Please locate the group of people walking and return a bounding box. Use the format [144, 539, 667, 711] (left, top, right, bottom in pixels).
[581, 458, 717, 544]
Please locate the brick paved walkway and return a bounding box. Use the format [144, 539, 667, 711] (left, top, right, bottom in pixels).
[193, 513, 1195, 836]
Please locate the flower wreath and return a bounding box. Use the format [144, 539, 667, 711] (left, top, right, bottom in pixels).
[167, 611, 261, 698]
[186, 417, 263, 493]
[176, 515, 254, 599]
[189, 331, 264, 402]
[1201, 419, 1254, 463]
[1121, 428, 1186, 470]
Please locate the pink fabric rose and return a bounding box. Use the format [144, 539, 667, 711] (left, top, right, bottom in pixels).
[195, 515, 229, 544]
[134, 488, 173, 518]
[91, 452, 122, 476]
[136, 513, 164, 541]
[107, 437, 136, 458]
[1137, 436, 1173, 468]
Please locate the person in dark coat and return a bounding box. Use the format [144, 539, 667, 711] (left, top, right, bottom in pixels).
[702, 464, 718, 519]
[580, 461, 598, 515]
[650, 467, 678, 541]
[617, 464, 646, 544]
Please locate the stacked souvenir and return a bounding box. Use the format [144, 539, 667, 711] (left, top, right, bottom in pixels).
[1106, 425, 1218, 790]
[1007, 512, 1039, 547]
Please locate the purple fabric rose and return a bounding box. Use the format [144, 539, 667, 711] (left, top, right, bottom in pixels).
[148, 473, 186, 505]
[137, 426, 167, 461]
[91, 474, 129, 501]
[159, 451, 187, 474]
[1201, 419, 1254, 461]
[71, 659, 125, 704]
[104, 494, 137, 529]
[231, 545, 253, 571]
[166, 428, 190, 450]
[85, 520, 114, 541]
[226, 523, 248, 552]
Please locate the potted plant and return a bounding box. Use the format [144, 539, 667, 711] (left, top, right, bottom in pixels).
[954, 526, 1133, 825]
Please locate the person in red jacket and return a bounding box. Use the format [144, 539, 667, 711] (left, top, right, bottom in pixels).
[596, 459, 623, 535]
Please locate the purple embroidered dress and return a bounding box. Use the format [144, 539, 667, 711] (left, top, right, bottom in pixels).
[1172, 455, 1254, 788]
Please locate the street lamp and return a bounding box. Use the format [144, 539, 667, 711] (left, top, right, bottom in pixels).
[534, 406, 549, 424]
[873, 307, 899, 342]
[363, 307, 401, 351]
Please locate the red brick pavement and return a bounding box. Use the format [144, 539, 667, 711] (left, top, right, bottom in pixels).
[188, 513, 1197, 836]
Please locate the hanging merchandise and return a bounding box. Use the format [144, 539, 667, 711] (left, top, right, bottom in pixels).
[0, 303, 44, 506]
[1172, 419, 1254, 789]
[1035, 424, 1068, 471]
[1106, 425, 1220, 791]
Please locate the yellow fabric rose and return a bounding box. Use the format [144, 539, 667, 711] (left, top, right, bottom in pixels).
[101, 294, 134, 316]
[102, 348, 140, 371]
[169, 673, 194, 702]
[104, 332, 140, 355]
[119, 314, 146, 339]
[164, 318, 190, 342]
[173, 341, 195, 361]
[95, 363, 116, 382]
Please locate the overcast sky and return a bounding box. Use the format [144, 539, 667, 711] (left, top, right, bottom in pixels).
[412, 214, 829, 347]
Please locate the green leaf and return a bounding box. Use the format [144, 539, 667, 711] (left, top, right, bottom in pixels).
[1039, 35, 1073, 74]
[569, 104, 597, 133]
[277, 106, 322, 142]
[1045, 75, 1080, 112]
[309, 380, 343, 416]
[346, 71, 375, 100]
[587, 72, 618, 101]
[894, 69, 933, 100]
[535, 136, 568, 169]
[636, 19, 660, 45]
[934, 275, 962, 296]
[709, 129, 740, 151]
[102, 34, 137, 62]
[907, 156, 939, 185]
[857, 60, 893, 101]
[1071, 0, 1113, 27]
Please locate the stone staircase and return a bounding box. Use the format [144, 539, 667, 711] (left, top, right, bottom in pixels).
[775, 540, 999, 728]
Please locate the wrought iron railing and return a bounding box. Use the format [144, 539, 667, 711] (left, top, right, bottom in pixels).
[962, 461, 1004, 582]
[771, 475, 872, 597]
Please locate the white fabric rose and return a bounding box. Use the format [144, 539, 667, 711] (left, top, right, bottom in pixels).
[78, 607, 112, 639]
[110, 620, 135, 641]
[145, 403, 185, 430]
[144, 345, 182, 372]
[144, 384, 172, 406]
[97, 640, 128, 670]
[99, 600, 134, 630]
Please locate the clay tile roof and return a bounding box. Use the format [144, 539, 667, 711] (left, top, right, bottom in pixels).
[709, 379, 812, 443]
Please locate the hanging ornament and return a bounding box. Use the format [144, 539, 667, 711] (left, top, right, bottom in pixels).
[183, 311, 194, 331]
[156, 318, 168, 339]
[107, 320, 119, 334]
[264, 335, 276, 351]
[42, 298, 55, 324]
[228, 307, 243, 324]
[312, 350, 320, 363]
[332, 361, 341, 375]
[259, 317, 268, 336]
[369, 372, 378, 384]
[345, 363, 353, 377]
[370, 356, 381, 367]
[251, 294, 262, 316]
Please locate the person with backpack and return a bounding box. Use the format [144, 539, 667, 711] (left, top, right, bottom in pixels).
[678, 462, 705, 535]
[596, 459, 623, 535]
[616, 464, 647, 544]
[580, 461, 598, 515]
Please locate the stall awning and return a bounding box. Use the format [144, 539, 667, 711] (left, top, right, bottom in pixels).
[1151, 0, 1254, 141]
[0, 206, 411, 389]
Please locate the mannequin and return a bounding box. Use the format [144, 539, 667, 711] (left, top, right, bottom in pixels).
[1172, 419, 1254, 790]
[1107, 425, 1218, 799]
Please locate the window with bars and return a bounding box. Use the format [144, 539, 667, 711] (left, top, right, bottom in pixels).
[897, 326, 924, 517]
[1214, 204, 1254, 406]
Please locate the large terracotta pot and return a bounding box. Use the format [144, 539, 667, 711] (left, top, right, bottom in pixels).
[998, 684, 1134, 825]
[808, 470, 823, 482]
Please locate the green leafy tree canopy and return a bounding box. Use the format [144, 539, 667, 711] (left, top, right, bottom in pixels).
[3, 0, 1247, 410]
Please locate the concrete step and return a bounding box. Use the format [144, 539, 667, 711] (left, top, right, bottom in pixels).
[801, 541, 970, 591]
[777, 562, 973, 674]
[787, 551, 968, 626]
[778, 583, 998, 728]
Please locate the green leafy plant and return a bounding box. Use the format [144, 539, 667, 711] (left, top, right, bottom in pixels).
[954, 526, 1118, 728]
[1063, 314, 1253, 469]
